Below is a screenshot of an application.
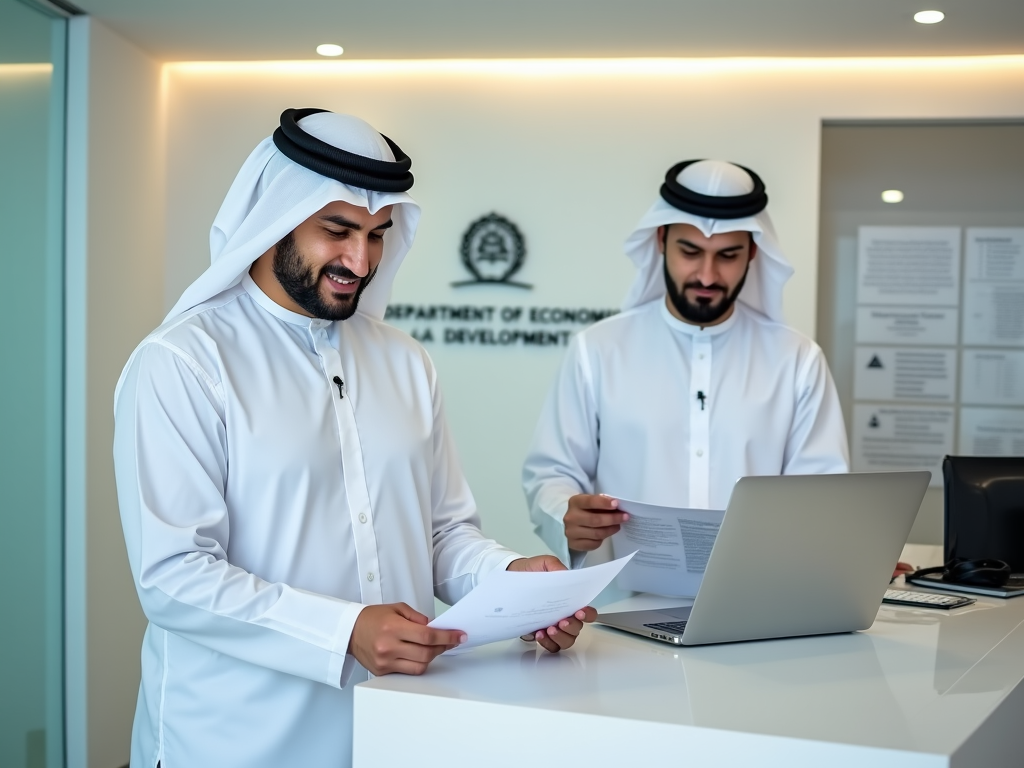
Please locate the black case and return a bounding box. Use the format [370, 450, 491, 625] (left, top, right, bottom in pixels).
[943, 456, 1024, 573]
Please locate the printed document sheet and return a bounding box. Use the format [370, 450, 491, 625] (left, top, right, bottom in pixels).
[610, 499, 725, 597]
[851, 403, 954, 487]
[429, 554, 634, 650]
[962, 228, 1024, 347]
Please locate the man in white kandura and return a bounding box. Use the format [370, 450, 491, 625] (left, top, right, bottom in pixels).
[523, 159, 850, 572]
[114, 108, 595, 768]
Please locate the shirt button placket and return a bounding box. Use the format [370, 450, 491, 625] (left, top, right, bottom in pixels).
[317, 322, 383, 603]
[689, 335, 712, 508]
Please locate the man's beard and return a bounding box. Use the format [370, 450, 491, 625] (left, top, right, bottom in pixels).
[272, 231, 377, 321]
[663, 257, 749, 325]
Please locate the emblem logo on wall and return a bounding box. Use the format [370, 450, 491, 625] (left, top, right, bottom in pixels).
[452, 212, 531, 289]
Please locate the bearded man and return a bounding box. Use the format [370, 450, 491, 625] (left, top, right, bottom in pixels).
[522, 159, 850, 574]
[114, 109, 593, 768]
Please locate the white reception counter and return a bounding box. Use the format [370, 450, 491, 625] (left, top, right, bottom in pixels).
[353, 587, 1024, 767]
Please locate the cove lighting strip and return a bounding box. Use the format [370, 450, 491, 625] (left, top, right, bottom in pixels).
[0, 63, 53, 76]
[166, 55, 1024, 78]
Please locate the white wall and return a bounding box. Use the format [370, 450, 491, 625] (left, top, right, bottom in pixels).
[160, 58, 1024, 558]
[66, 17, 164, 768]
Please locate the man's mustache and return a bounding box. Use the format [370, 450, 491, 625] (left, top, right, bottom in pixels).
[682, 282, 728, 295]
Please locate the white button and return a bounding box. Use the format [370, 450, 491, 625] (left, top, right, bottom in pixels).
[367, 572, 375, 582]
[358, 513, 367, 524]
[696, 449, 704, 457]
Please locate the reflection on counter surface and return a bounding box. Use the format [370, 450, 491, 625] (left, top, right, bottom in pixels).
[356, 589, 1024, 767]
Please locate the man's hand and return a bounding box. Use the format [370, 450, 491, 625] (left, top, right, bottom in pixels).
[507, 555, 599, 653]
[348, 603, 465, 676]
[563, 494, 629, 552]
[892, 561, 916, 580]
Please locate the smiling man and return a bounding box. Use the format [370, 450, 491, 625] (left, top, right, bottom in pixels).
[113, 109, 593, 768]
[523, 160, 850, 574]
[250, 203, 394, 320]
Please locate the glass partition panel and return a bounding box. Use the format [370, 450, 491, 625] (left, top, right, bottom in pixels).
[817, 121, 1024, 544]
[0, 1, 66, 766]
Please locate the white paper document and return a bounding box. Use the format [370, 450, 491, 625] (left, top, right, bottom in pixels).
[853, 346, 957, 403]
[958, 407, 1024, 456]
[960, 349, 1024, 406]
[857, 226, 961, 307]
[851, 404, 954, 487]
[855, 306, 959, 346]
[962, 228, 1024, 347]
[429, 554, 635, 650]
[609, 499, 725, 598]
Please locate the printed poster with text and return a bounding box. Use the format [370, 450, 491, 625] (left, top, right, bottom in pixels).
[851, 404, 953, 487]
[853, 227, 960, 485]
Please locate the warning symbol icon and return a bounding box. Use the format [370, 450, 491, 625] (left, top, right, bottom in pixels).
[868, 355, 884, 369]
[869, 415, 881, 428]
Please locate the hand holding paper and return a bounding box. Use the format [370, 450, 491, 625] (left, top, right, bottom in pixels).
[563, 494, 630, 552]
[505, 555, 596, 653]
[348, 603, 466, 676]
[429, 553, 636, 651]
[610, 499, 724, 597]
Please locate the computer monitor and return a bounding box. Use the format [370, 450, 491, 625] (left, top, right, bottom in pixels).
[944, 456, 1024, 573]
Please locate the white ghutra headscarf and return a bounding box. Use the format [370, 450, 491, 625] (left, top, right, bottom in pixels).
[117, 110, 420, 406]
[166, 110, 420, 324]
[622, 159, 793, 323]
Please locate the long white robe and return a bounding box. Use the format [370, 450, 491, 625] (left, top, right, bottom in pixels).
[523, 299, 849, 570]
[114, 275, 519, 768]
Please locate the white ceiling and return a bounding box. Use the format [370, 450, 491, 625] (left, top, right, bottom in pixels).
[73, 0, 1024, 61]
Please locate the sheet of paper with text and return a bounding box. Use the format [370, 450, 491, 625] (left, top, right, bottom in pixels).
[610, 499, 725, 597]
[429, 553, 635, 650]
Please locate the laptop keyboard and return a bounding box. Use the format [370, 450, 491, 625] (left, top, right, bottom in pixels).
[643, 621, 687, 633]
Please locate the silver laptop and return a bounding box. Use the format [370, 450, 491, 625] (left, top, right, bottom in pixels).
[597, 471, 930, 646]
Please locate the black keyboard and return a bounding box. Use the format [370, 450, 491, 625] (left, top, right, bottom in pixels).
[643, 621, 687, 634]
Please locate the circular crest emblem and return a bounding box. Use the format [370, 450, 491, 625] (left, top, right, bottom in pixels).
[453, 213, 531, 288]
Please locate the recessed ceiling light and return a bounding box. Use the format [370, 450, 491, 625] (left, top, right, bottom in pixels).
[881, 189, 905, 204]
[913, 10, 945, 24]
[316, 44, 344, 57]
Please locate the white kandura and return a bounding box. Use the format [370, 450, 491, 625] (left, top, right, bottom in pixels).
[523, 300, 850, 579]
[525, 161, 848, 594]
[114, 113, 520, 768]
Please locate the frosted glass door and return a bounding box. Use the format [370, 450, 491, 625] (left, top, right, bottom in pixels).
[0, 1, 66, 766]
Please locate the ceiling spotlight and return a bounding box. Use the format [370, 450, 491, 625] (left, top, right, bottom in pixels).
[316, 44, 344, 57]
[881, 189, 905, 204]
[913, 10, 945, 24]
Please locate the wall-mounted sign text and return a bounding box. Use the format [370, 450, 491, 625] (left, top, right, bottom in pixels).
[385, 303, 617, 347]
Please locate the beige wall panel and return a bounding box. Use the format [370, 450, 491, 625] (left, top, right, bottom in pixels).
[75, 17, 164, 768]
